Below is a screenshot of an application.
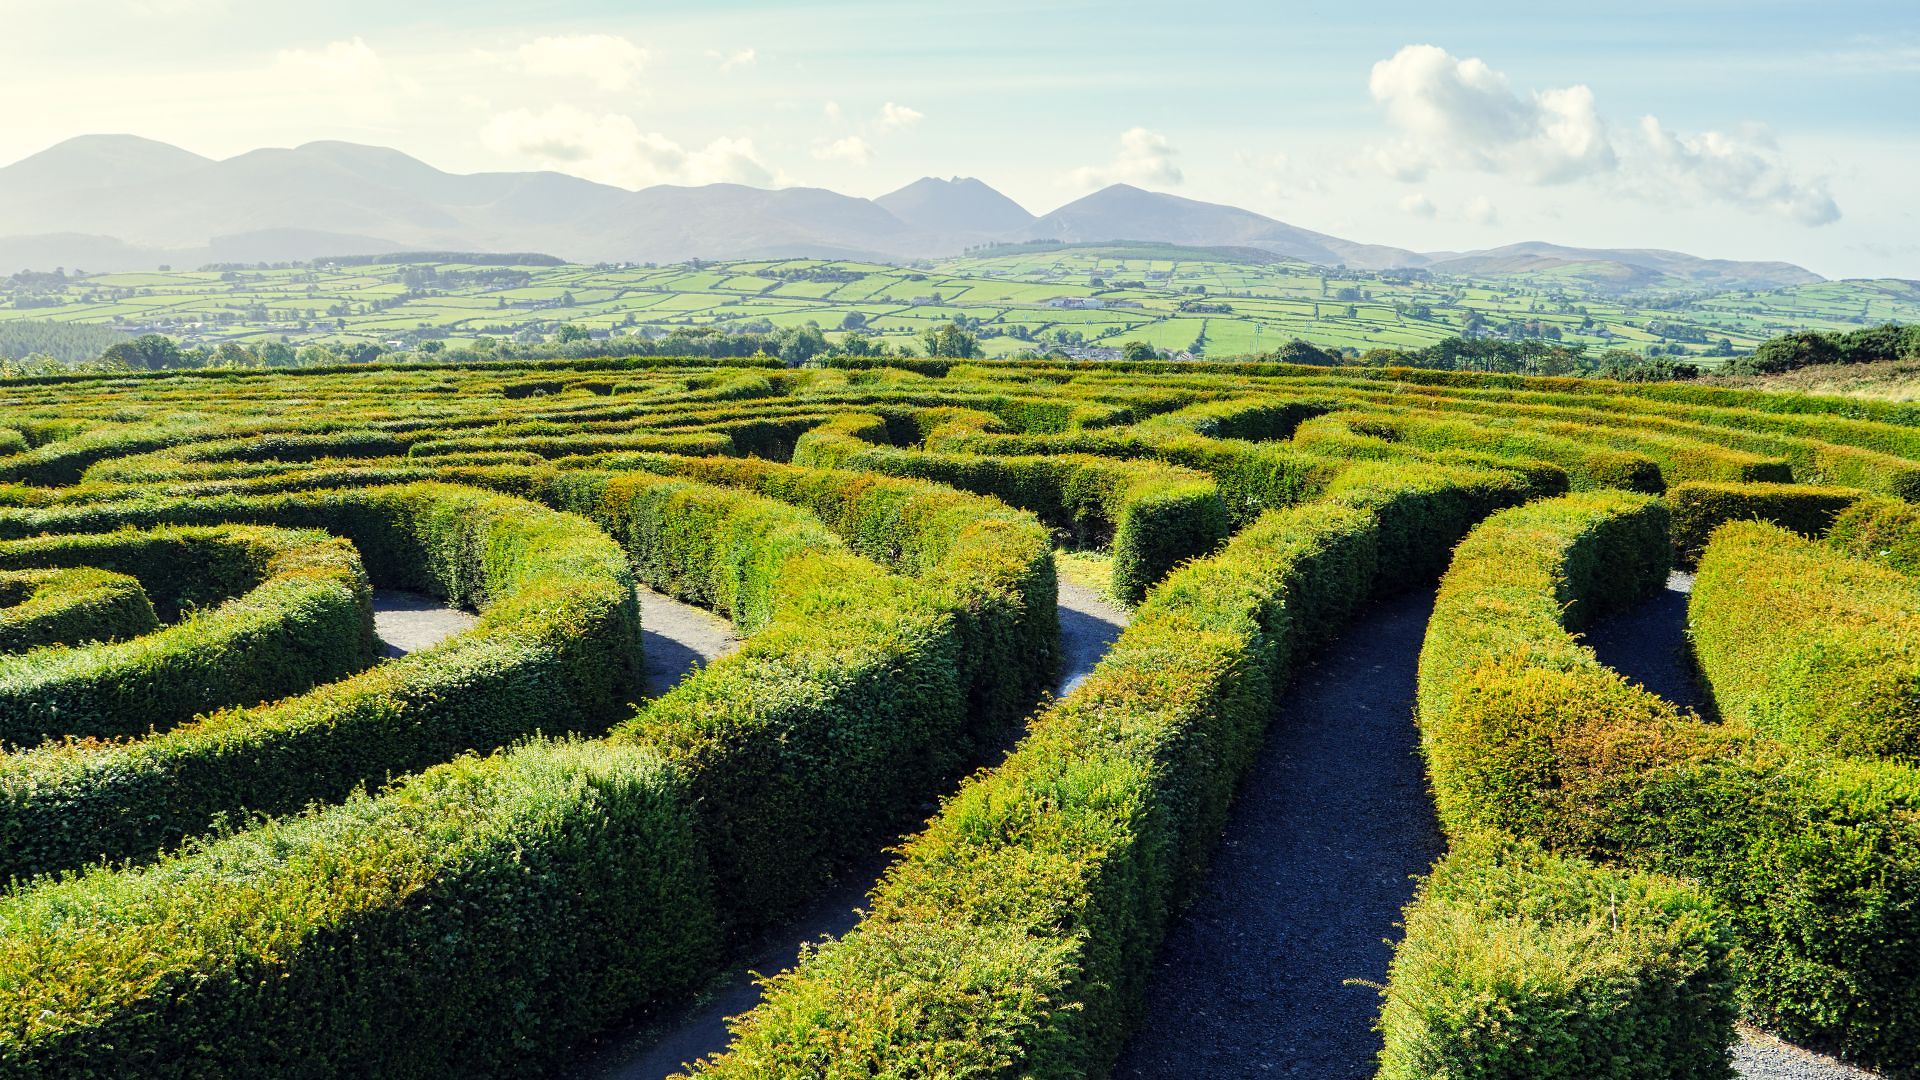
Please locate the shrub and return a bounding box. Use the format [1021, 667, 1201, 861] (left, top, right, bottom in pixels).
[0, 484, 640, 880]
[0, 566, 156, 651]
[1378, 833, 1735, 1080]
[1414, 492, 1920, 1069]
[1692, 521, 1920, 761]
[1829, 495, 1920, 576]
[1665, 480, 1863, 564]
[0, 525, 374, 746]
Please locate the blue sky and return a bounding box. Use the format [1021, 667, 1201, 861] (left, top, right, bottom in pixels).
[3, 0, 1916, 277]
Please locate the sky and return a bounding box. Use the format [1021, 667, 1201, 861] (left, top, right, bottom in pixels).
[1, 0, 1915, 278]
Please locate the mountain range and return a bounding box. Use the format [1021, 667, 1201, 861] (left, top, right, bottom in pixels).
[0, 134, 1824, 290]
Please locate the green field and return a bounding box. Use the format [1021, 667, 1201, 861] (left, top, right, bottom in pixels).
[5, 244, 1917, 361]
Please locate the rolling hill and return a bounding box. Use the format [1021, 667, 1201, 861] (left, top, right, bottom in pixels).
[0, 135, 1830, 290]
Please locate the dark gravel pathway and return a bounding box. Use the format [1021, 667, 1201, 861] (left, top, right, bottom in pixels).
[1583, 572, 1881, 1080]
[1057, 580, 1130, 697]
[371, 589, 477, 658]
[1114, 589, 1445, 1079]
[637, 586, 739, 696]
[571, 583, 1130, 1079]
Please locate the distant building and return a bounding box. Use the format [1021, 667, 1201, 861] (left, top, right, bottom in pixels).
[1044, 297, 1106, 310]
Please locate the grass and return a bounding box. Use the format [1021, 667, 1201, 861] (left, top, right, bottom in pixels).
[6, 248, 1918, 361]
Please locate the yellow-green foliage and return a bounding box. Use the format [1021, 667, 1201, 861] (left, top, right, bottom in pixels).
[0, 566, 156, 652]
[0, 525, 374, 746]
[1665, 480, 1863, 564]
[1378, 834, 1734, 1080]
[1692, 520, 1920, 761]
[1413, 492, 1920, 1070]
[1829, 495, 1920, 576]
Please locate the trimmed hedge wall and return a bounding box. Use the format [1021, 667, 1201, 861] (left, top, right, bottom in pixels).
[0, 738, 719, 1078]
[0, 567, 157, 652]
[688, 499, 1381, 1077]
[0, 464, 1055, 1074]
[0, 525, 375, 746]
[1665, 480, 1863, 564]
[1413, 492, 1920, 1071]
[0, 484, 640, 881]
[1378, 833, 1734, 1080]
[1693, 520, 1920, 761]
[1829, 495, 1920, 577]
[794, 418, 1225, 602]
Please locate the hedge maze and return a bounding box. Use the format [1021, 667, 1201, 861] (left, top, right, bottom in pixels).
[0, 356, 1915, 1077]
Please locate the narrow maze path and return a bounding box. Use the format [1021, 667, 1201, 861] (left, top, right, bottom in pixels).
[1116, 589, 1444, 1078]
[1582, 573, 1883, 1080]
[572, 582, 1130, 1080]
[371, 589, 478, 658]
[637, 586, 740, 696]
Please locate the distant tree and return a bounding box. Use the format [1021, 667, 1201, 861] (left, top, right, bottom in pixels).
[1272, 338, 1338, 366]
[777, 324, 829, 366]
[1120, 340, 1159, 362]
[102, 334, 184, 370]
[554, 324, 591, 344]
[921, 322, 981, 359]
[260, 341, 297, 366]
[1744, 330, 1840, 374]
[839, 311, 868, 331]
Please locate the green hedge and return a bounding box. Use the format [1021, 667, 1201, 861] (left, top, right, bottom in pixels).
[0, 525, 374, 746]
[0, 464, 1055, 1074]
[0, 738, 719, 1078]
[0, 483, 640, 881]
[0, 567, 157, 652]
[689, 498, 1380, 1078]
[1665, 480, 1863, 564]
[794, 420, 1225, 602]
[1335, 408, 1665, 493]
[1829, 495, 1920, 576]
[1693, 520, 1920, 761]
[1378, 833, 1734, 1080]
[1414, 492, 1920, 1070]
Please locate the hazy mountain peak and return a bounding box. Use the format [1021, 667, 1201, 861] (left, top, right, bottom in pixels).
[876, 176, 1034, 236]
[0, 134, 213, 193]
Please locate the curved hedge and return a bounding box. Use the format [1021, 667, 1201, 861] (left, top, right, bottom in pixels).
[794, 415, 1226, 601]
[0, 525, 375, 746]
[1693, 520, 1920, 761]
[0, 566, 156, 652]
[1412, 491, 1920, 1071]
[0, 463, 1055, 1075]
[0, 484, 640, 881]
[1378, 833, 1734, 1080]
[1665, 479, 1863, 564]
[687, 461, 1532, 1077]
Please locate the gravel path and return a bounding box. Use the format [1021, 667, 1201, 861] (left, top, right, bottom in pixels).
[1583, 573, 1882, 1080]
[569, 581, 1131, 1079]
[1114, 589, 1445, 1078]
[1057, 580, 1130, 697]
[637, 586, 740, 696]
[371, 589, 477, 658]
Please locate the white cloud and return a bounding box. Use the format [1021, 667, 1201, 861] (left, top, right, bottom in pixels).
[708, 47, 756, 73]
[823, 100, 843, 122]
[1465, 195, 1500, 225]
[812, 135, 874, 165]
[1638, 117, 1840, 226]
[1399, 192, 1437, 218]
[1367, 44, 1613, 184]
[1068, 126, 1183, 190]
[1366, 43, 1839, 226]
[510, 34, 649, 92]
[480, 105, 773, 188]
[273, 38, 401, 121]
[877, 102, 924, 131]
